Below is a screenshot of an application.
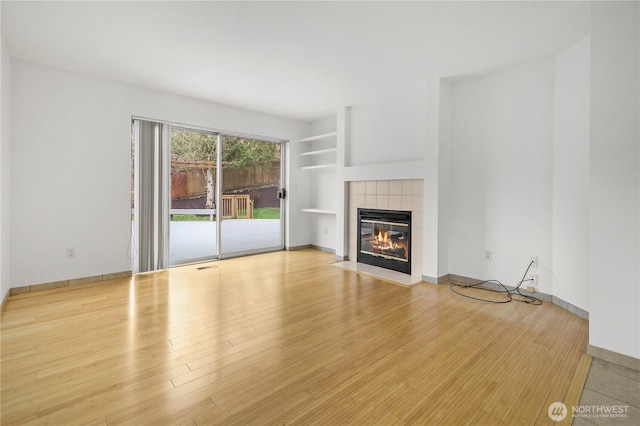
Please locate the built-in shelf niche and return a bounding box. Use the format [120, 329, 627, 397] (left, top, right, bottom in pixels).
[300, 208, 336, 215]
[298, 131, 337, 143]
[298, 131, 337, 170]
[299, 130, 337, 214]
[300, 163, 336, 170]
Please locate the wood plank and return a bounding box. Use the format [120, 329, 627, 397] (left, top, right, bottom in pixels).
[0, 249, 590, 425]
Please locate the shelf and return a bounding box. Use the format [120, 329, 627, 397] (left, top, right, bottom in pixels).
[299, 132, 337, 143]
[300, 208, 336, 214]
[299, 147, 337, 157]
[300, 164, 336, 170]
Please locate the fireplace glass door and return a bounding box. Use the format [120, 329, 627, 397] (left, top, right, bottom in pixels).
[357, 209, 411, 274]
[360, 220, 409, 262]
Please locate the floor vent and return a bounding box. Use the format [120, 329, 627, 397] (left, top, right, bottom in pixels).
[196, 265, 217, 270]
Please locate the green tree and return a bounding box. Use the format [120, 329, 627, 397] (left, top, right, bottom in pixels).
[171, 130, 217, 162]
[171, 130, 280, 209]
[171, 129, 218, 208]
[222, 137, 280, 170]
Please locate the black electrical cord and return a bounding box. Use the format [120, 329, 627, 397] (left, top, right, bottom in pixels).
[449, 260, 543, 305]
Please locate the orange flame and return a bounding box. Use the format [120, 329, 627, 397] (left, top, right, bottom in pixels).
[376, 229, 387, 242]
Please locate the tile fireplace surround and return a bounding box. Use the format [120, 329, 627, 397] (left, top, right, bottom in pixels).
[348, 179, 424, 278]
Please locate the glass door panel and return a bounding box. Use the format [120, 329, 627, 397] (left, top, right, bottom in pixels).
[169, 128, 219, 265]
[219, 136, 283, 256]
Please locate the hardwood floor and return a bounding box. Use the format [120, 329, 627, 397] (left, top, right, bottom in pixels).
[1, 249, 588, 425]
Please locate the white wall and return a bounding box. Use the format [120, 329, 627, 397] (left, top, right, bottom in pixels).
[348, 85, 426, 167]
[422, 79, 443, 280]
[448, 58, 555, 291]
[10, 60, 308, 288]
[589, 2, 639, 360]
[443, 77, 485, 280]
[1, 35, 11, 300]
[552, 37, 590, 310]
[437, 79, 452, 277]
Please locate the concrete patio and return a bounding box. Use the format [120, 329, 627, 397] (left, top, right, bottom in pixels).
[170, 219, 281, 265]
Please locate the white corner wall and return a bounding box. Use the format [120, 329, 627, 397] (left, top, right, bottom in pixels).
[552, 36, 590, 311]
[589, 2, 639, 360]
[422, 79, 443, 280]
[448, 58, 555, 290]
[10, 60, 308, 288]
[1, 35, 11, 301]
[437, 79, 452, 277]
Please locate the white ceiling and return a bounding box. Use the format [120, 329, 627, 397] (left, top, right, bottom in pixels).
[1, 1, 591, 122]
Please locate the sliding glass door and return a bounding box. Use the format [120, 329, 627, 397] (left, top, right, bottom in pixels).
[132, 118, 285, 271]
[169, 128, 219, 265]
[219, 136, 284, 257]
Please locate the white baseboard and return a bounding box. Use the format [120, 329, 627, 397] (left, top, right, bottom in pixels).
[286, 244, 311, 251]
[587, 344, 640, 372]
[7, 271, 132, 297]
[309, 244, 335, 254]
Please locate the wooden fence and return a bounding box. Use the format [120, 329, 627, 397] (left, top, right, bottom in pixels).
[171, 161, 280, 200]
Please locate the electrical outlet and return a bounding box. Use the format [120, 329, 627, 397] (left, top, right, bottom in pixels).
[528, 274, 538, 287]
[484, 250, 492, 261]
[67, 248, 76, 259]
[530, 256, 538, 268]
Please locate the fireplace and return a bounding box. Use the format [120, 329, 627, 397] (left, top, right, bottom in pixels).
[357, 208, 411, 274]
